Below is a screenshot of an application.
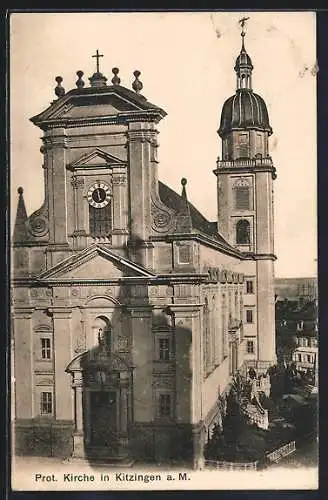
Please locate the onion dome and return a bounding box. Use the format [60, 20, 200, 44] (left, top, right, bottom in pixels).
[218, 29, 272, 137]
[219, 91, 272, 137]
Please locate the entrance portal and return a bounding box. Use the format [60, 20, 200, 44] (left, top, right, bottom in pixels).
[89, 391, 117, 447]
[66, 350, 131, 460]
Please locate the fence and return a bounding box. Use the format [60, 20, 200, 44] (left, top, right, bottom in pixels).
[204, 440, 297, 470]
[265, 441, 296, 463]
[204, 460, 258, 471]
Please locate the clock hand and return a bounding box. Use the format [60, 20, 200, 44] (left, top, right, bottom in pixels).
[96, 188, 101, 202]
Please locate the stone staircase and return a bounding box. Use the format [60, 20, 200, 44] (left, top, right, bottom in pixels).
[66, 444, 134, 466]
[241, 398, 269, 431]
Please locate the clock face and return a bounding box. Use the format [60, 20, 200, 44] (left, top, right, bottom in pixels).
[87, 182, 111, 208]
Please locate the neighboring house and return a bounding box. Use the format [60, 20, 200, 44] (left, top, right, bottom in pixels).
[275, 292, 318, 365]
[292, 346, 318, 373]
[12, 30, 277, 467]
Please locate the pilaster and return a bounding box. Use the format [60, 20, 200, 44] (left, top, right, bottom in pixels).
[71, 371, 86, 459]
[13, 308, 34, 419]
[118, 371, 130, 457]
[51, 307, 73, 421]
[43, 130, 68, 245]
[168, 304, 203, 425]
[128, 305, 153, 422]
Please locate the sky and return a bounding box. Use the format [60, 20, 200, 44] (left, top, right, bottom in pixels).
[10, 11, 317, 278]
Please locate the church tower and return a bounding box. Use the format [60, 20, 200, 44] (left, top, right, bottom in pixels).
[214, 24, 276, 364]
[14, 53, 166, 274]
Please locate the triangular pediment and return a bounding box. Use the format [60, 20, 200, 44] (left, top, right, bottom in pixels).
[69, 149, 126, 170]
[30, 85, 166, 129]
[38, 244, 155, 281]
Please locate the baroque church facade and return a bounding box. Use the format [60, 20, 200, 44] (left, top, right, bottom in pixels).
[12, 33, 277, 467]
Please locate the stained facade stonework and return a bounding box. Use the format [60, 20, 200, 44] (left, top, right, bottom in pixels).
[12, 38, 276, 467]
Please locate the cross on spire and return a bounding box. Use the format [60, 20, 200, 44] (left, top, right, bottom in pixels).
[92, 49, 104, 73]
[238, 16, 250, 37]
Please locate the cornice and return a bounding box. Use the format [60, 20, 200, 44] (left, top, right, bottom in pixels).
[244, 253, 277, 261]
[167, 304, 203, 316]
[34, 110, 165, 131]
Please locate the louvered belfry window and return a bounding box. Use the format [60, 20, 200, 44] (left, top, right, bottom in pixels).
[238, 133, 249, 158]
[233, 178, 251, 210]
[89, 203, 112, 237]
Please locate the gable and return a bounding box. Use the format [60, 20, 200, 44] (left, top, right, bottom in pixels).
[68, 148, 126, 171]
[66, 254, 133, 279]
[38, 245, 155, 282]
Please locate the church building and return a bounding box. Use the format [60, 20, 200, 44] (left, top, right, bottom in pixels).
[12, 30, 277, 467]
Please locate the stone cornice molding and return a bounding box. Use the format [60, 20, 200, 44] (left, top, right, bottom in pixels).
[12, 307, 35, 318]
[244, 253, 277, 261]
[34, 111, 165, 131]
[125, 305, 154, 316]
[13, 273, 212, 287]
[167, 304, 203, 316]
[48, 307, 72, 318]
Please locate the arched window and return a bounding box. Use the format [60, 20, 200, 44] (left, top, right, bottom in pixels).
[233, 178, 251, 210]
[236, 219, 250, 244]
[89, 203, 112, 238]
[93, 316, 111, 351]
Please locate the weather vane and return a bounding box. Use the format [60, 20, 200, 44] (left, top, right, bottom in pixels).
[238, 16, 250, 37]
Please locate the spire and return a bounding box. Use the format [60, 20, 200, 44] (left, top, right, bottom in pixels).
[175, 178, 193, 233]
[13, 187, 29, 243]
[234, 17, 253, 91]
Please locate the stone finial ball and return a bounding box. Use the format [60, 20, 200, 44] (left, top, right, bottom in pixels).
[133, 70, 141, 78]
[55, 76, 63, 84]
[18, 186, 23, 195]
[112, 67, 119, 75]
[181, 178, 187, 186]
[76, 70, 84, 78]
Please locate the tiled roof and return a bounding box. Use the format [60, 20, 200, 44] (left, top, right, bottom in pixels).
[158, 181, 231, 247]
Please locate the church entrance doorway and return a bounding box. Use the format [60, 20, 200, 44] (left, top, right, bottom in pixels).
[89, 390, 118, 448]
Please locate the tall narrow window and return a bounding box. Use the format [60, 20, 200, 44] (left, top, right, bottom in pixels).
[246, 280, 254, 294]
[158, 338, 170, 361]
[246, 309, 253, 323]
[89, 203, 112, 238]
[40, 392, 53, 415]
[236, 219, 250, 244]
[246, 340, 254, 354]
[159, 394, 171, 417]
[233, 178, 251, 210]
[41, 338, 51, 359]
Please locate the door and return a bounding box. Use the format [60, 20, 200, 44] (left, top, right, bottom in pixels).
[89, 391, 117, 449]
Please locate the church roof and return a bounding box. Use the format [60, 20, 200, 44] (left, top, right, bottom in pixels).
[30, 84, 167, 129]
[158, 181, 231, 247]
[219, 90, 272, 137]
